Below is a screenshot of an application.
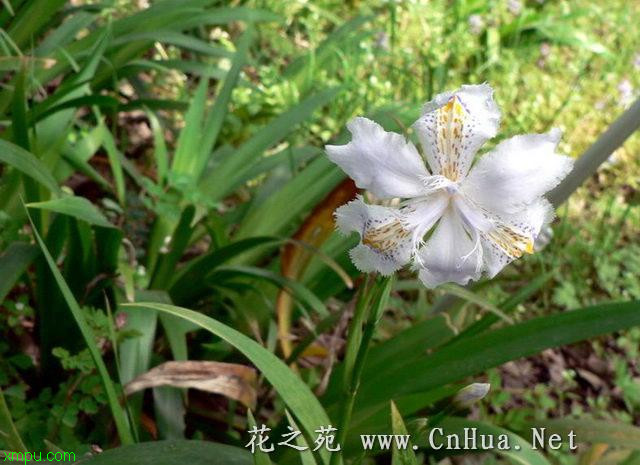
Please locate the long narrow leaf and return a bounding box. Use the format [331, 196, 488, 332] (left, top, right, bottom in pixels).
[355, 300, 640, 411]
[0, 139, 61, 195]
[172, 78, 208, 177]
[200, 88, 341, 202]
[27, 196, 114, 228]
[198, 29, 253, 176]
[27, 208, 134, 445]
[0, 242, 38, 304]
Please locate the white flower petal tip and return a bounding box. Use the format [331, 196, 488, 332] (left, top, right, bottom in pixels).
[325, 117, 429, 199]
[420, 83, 501, 137]
[327, 84, 572, 288]
[413, 83, 501, 180]
[462, 129, 574, 215]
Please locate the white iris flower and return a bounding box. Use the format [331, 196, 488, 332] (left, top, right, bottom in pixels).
[326, 84, 573, 288]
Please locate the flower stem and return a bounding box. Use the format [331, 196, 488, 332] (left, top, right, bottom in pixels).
[330, 276, 393, 465]
[549, 97, 640, 207]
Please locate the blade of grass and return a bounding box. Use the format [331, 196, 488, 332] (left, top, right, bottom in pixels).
[200, 87, 341, 202]
[27, 196, 114, 228]
[331, 277, 393, 465]
[285, 411, 317, 465]
[26, 206, 134, 445]
[149, 205, 195, 289]
[0, 139, 61, 195]
[99, 121, 126, 205]
[207, 266, 329, 318]
[147, 110, 169, 185]
[168, 237, 282, 305]
[197, 28, 253, 178]
[171, 78, 208, 178]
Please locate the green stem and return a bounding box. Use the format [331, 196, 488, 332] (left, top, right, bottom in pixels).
[0, 385, 27, 452]
[330, 276, 393, 465]
[548, 97, 640, 207]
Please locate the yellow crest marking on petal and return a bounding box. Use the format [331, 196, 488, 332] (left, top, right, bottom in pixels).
[435, 96, 469, 182]
[487, 225, 535, 259]
[363, 220, 410, 253]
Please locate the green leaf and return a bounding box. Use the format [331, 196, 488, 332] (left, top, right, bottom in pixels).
[27, 196, 114, 228]
[0, 242, 38, 304]
[283, 15, 372, 81]
[171, 78, 209, 178]
[76, 440, 252, 465]
[200, 88, 341, 202]
[181, 7, 282, 27]
[235, 157, 344, 241]
[27, 208, 134, 445]
[99, 122, 127, 205]
[149, 205, 195, 289]
[355, 300, 640, 412]
[31, 95, 120, 123]
[169, 237, 281, 305]
[147, 110, 169, 185]
[119, 291, 165, 385]
[113, 31, 233, 58]
[207, 266, 329, 317]
[198, 29, 253, 177]
[390, 402, 418, 465]
[122, 302, 331, 465]
[0, 139, 61, 194]
[412, 417, 551, 465]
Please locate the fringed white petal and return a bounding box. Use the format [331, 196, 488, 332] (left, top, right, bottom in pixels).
[455, 195, 554, 279]
[417, 207, 483, 288]
[462, 128, 573, 215]
[326, 117, 429, 199]
[413, 83, 501, 180]
[480, 199, 554, 278]
[335, 196, 414, 275]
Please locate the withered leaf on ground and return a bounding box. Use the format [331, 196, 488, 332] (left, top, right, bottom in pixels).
[124, 361, 258, 408]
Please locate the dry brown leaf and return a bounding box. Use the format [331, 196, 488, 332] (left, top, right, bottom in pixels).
[124, 361, 257, 408]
